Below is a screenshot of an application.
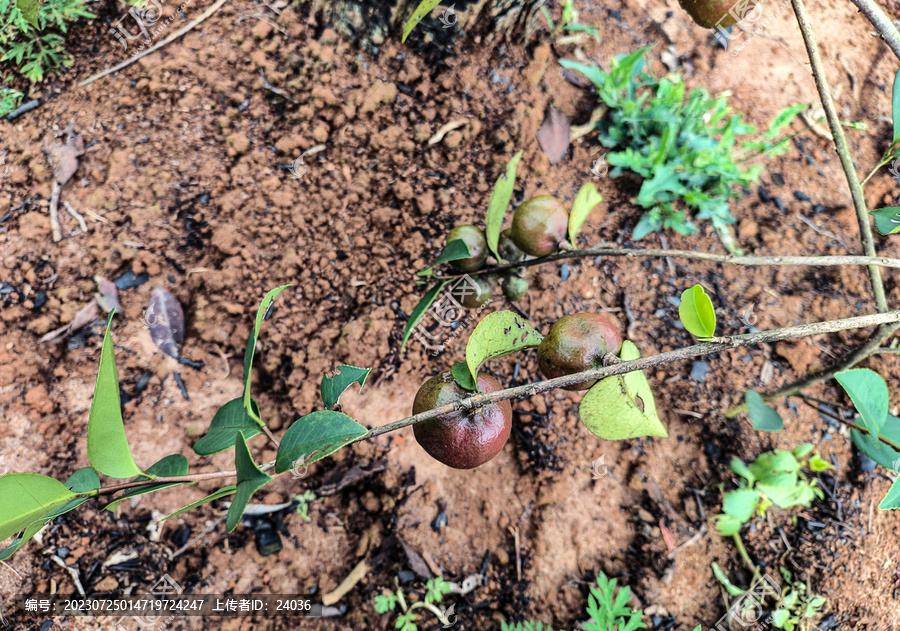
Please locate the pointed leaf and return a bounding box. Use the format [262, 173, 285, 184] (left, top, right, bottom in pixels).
[88, 313, 145, 479]
[879, 476, 900, 509]
[45, 467, 102, 520]
[103, 454, 191, 512]
[400, 281, 449, 352]
[417, 240, 472, 277]
[836, 369, 889, 442]
[159, 486, 237, 521]
[568, 182, 602, 242]
[579, 340, 667, 440]
[870, 207, 900, 236]
[745, 390, 783, 432]
[465, 310, 543, 382]
[485, 151, 523, 262]
[243, 285, 291, 425]
[320, 365, 371, 410]
[275, 411, 367, 474]
[402, 0, 442, 42]
[0, 519, 46, 561]
[146, 288, 185, 360]
[678, 284, 716, 338]
[851, 414, 900, 471]
[0, 474, 77, 543]
[193, 397, 263, 456]
[226, 433, 273, 532]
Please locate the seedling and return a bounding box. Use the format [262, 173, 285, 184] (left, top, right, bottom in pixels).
[539, 0, 602, 41]
[293, 490, 316, 523]
[714, 445, 830, 536]
[373, 576, 454, 631]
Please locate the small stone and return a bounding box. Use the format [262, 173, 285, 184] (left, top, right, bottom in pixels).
[94, 576, 119, 592]
[560, 264, 570, 281]
[432, 513, 448, 530]
[794, 191, 811, 202]
[690, 361, 709, 382]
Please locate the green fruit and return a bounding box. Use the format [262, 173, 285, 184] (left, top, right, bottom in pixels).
[451, 275, 496, 309]
[413, 372, 513, 469]
[509, 195, 569, 257]
[501, 274, 528, 302]
[446, 225, 488, 272]
[498, 229, 526, 263]
[678, 0, 755, 28]
[537, 313, 623, 391]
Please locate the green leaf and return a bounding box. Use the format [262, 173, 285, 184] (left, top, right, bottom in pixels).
[836, 369, 889, 442]
[722, 488, 761, 523]
[0, 474, 77, 543]
[579, 340, 667, 440]
[103, 454, 191, 512]
[16, 0, 41, 28]
[451, 360, 476, 391]
[320, 365, 371, 410]
[766, 104, 806, 139]
[400, 281, 449, 352]
[714, 513, 743, 536]
[568, 182, 602, 242]
[893, 66, 900, 142]
[275, 411, 368, 474]
[465, 310, 543, 381]
[402, 0, 442, 43]
[678, 284, 716, 339]
[160, 486, 237, 521]
[792, 443, 814, 459]
[226, 432, 274, 532]
[851, 414, 900, 471]
[870, 207, 900, 236]
[772, 608, 790, 627]
[45, 467, 103, 520]
[88, 313, 145, 479]
[879, 476, 900, 509]
[749, 450, 800, 487]
[485, 151, 523, 262]
[0, 520, 46, 561]
[745, 390, 783, 432]
[729, 458, 756, 484]
[808, 453, 833, 472]
[417, 239, 472, 277]
[711, 562, 744, 597]
[243, 286, 291, 425]
[193, 397, 263, 456]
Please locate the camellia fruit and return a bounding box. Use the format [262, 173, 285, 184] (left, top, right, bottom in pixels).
[678, 0, 754, 28]
[509, 195, 569, 257]
[498, 228, 526, 263]
[501, 274, 528, 302]
[451, 275, 496, 309]
[446, 225, 488, 272]
[413, 372, 513, 469]
[537, 313, 623, 390]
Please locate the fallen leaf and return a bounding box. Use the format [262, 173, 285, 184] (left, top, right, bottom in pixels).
[536, 106, 570, 164]
[398, 538, 432, 579]
[94, 276, 122, 314]
[145, 288, 185, 359]
[39, 301, 100, 344]
[45, 122, 85, 186]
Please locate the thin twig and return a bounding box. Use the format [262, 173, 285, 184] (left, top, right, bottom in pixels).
[64, 201, 89, 233]
[431, 247, 900, 282]
[847, 0, 900, 61]
[49, 181, 62, 242]
[78, 0, 230, 87]
[791, 0, 889, 313]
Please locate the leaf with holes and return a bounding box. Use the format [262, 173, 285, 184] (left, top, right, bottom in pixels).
[243, 286, 291, 425]
[321, 365, 371, 410]
[226, 432, 274, 532]
[745, 390, 783, 432]
[568, 182, 602, 242]
[465, 310, 542, 384]
[579, 340, 666, 440]
[678, 284, 716, 339]
[485, 151, 523, 262]
[275, 411, 368, 474]
[836, 369, 889, 442]
[88, 313, 145, 479]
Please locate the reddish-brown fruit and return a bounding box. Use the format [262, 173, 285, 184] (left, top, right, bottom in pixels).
[413, 372, 512, 469]
[509, 195, 569, 257]
[451, 275, 496, 309]
[446, 225, 488, 272]
[537, 313, 623, 391]
[678, 0, 756, 28]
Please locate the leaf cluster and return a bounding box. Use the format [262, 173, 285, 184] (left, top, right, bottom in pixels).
[560, 49, 804, 242]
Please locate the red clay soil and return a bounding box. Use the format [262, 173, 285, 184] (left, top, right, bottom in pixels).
[2, 0, 900, 629]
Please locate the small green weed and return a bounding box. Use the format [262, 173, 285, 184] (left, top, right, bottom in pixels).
[373, 576, 454, 631]
[562, 48, 804, 247]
